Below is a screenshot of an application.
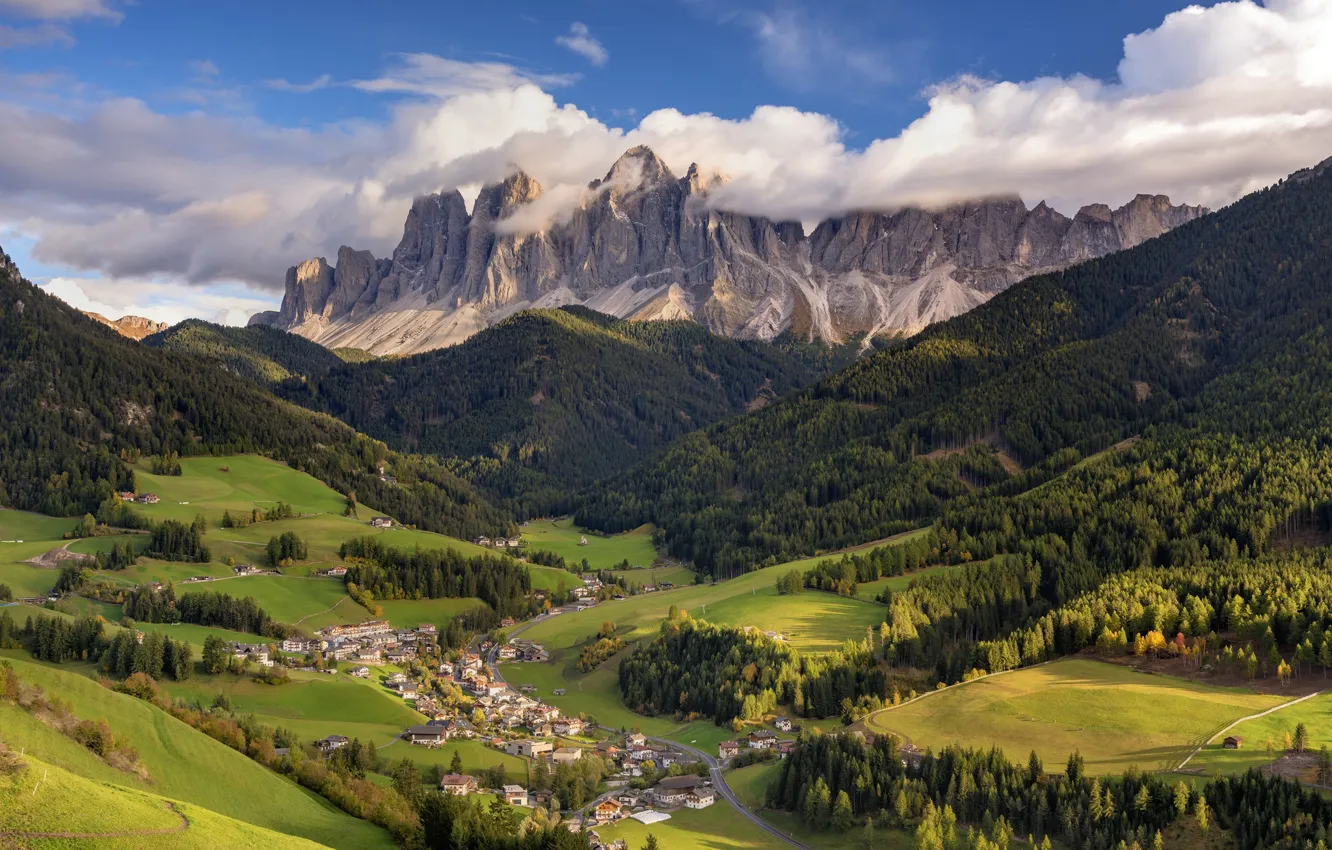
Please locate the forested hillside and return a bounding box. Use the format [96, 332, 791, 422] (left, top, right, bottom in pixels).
[577, 156, 1332, 578]
[0, 256, 513, 539]
[144, 319, 349, 385]
[276, 306, 850, 513]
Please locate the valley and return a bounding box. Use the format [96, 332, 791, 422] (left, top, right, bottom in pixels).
[6, 144, 1332, 850]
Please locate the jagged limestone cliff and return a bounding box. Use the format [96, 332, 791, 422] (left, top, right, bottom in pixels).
[254, 146, 1208, 355]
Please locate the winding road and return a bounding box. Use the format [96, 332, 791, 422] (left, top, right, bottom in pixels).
[481, 617, 812, 849]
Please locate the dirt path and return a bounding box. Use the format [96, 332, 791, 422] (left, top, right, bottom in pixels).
[0, 800, 189, 840]
[1175, 689, 1326, 771]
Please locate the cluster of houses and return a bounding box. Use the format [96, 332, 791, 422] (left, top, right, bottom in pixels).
[314, 620, 437, 667]
[474, 535, 523, 549]
[496, 639, 549, 663]
[231, 564, 273, 577]
[118, 491, 158, 505]
[716, 725, 799, 761]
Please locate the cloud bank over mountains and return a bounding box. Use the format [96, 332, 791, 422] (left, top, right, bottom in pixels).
[1, 0, 1330, 308]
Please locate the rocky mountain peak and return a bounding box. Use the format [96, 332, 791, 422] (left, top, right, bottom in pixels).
[602, 145, 674, 193]
[80, 311, 169, 340]
[257, 148, 1209, 355]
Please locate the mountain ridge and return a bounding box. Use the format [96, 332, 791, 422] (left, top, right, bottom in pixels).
[252, 146, 1207, 355]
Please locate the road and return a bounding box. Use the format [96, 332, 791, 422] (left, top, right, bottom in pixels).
[483, 616, 813, 850]
[1176, 688, 1326, 771]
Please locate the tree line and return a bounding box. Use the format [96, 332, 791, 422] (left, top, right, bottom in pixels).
[340, 536, 537, 620]
[618, 613, 885, 724]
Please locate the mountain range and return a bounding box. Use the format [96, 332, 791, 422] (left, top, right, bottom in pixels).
[250, 146, 1207, 355]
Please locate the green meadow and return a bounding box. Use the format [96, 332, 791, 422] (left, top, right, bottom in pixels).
[0, 655, 393, 849]
[377, 739, 529, 785]
[376, 596, 490, 629]
[594, 799, 792, 850]
[164, 668, 424, 747]
[864, 659, 1284, 775]
[1186, 690, 1332, 776]
[0, 509, 82, 597]
[521, 517, 659, 570]
[0, 753, 332, 850]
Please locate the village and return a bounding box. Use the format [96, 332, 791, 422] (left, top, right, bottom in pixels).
[229, 617, 807, 849]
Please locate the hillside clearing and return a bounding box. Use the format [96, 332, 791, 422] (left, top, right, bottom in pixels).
[521, 517, 659, 570]
[864, 658, 1284, 775]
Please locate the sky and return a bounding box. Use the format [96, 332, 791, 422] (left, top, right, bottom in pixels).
[1, 0, 1331, 326]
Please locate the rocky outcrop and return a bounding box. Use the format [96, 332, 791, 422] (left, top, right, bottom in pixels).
[81, 311, 168, 340]
[261, 146, 1208, 355]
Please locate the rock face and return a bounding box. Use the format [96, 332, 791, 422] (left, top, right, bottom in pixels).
[81, 311, 169, 340]
[261, 146, 1209, 355]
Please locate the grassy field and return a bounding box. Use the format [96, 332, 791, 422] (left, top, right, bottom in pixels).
[864, 659, 1285, 775]
[858, 562, 967, 598]
[377, 739, 529, 784]
[179, 575, 355, 624]
[595, 800, 794, 849]
[0, 655, 393, 849]
[164, 668, 424, 747]
[0, 753, 333, 850]
[727, 761, 780, 809]
[1186, 690, 1332, 776]
[376, 596, 490, 629]
[610, 564, 697, 587]
[0, 510, 83, 598]
[0, 508, 80, 541]
[521, 567, 886, 654]
[521, 518, 659, 570]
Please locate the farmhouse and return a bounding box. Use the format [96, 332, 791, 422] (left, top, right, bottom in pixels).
[747, 730, 777, 749]
[685, 788, 716, 809]
[653, 775, 704, 806]
[503, 785, 529, 806]
[323, 567, 347, 577]
[231, 643, 271, 666]
[498, 644, 518, 660]
[404, 725, 447, 747]
[774, 717, 794, 732]
[117, 491, 135, 501]
[552, 718, 586, 737]
[138, 493, 159, 504]
[370, 517, 393, 528]
[350, 666, 370, 678]
[1224, 736, 1244, 749]
[439, 774, 478, 796]
[593, 801, 622, 823]
[316, 735, 349, 752]
[507, 739, 553, 758]
[718, 741, 739, 760]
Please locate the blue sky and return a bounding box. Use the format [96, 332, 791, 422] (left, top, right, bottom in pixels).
[1, 0, 1329, 325]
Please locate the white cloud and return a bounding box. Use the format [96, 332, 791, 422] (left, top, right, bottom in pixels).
[189, 59, 220, 81]
[0, 0, 119, 20]
[0, 21, 72, 47]
[555, 22, 608, 67]
[40, 275, 278, 327]
[352, 53, 578, 98]
[2, 0, 1332, 317]
[747, 7, 894, 90]
[266, 74, 333, 94]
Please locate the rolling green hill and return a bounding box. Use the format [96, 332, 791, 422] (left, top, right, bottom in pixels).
[0, 752, 332, 850]
[0, 655, 394, 849]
